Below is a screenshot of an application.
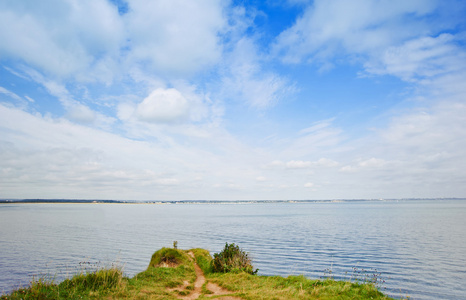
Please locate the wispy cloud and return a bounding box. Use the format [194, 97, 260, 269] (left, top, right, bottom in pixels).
[272, 0, 439, 64]
[0, 87, 23, 102]
[220, 37, 295, 109]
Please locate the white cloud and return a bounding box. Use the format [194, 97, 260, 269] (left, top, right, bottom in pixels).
[359, 158, 387, 168]
[268, 160, 285, 168]
[0, 0, 228, 82]
[0, 104, 275, 200]
[1, 0, 465, 201]
[314, 158, 339, 167]
[0, 0, 124, 79]
[267, 158, 339, 169]
[155, 178, 180, 186]
[24, 96, 35, 103]
[256, 176, 267, 182]
[221, 37, 295, 108]
[282, 120, 343, 157]
[285, 158, 339, 169]
[334, 98, 466, 197]
[380, 102, 466, 159]
[339, 165, 355, 173]
[304, 182, 314, 188]
[273, 0, 438, 64]
[16, 67, 116, 129]
[339, 158, 387, 172]
[365, 33, 466, 81]
[66, 104, 97, 124]
[136, 88, 189, 123]
[0, 87, 22, 101]
[0, 104, 190, 199]
[286, 160, 313, 169]
[0, 86, 32, 110]
[124, 0, 226, 74]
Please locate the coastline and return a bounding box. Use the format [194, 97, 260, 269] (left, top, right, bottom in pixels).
[1, 247, 394, 300]
[1, 198, 464, 205]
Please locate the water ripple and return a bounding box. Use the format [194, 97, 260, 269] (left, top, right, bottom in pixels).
[1, 201, 466, 300]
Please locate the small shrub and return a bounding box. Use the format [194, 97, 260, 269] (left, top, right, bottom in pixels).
[211, 243, 258, 274]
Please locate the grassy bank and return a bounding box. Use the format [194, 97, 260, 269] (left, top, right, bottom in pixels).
[2, 245, 394, 299]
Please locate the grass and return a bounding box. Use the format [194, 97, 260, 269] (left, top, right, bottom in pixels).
[1, 246, 395, 300]
[2, 267, 124, 300]
[208, 273, 391, 300]
[148, 247, 192, 268]
[191, 248, 213, 274]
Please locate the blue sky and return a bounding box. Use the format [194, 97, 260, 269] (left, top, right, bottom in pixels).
[1, 0, 466, 200]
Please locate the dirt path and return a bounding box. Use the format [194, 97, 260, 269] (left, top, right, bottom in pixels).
[173, 252, 241, 300]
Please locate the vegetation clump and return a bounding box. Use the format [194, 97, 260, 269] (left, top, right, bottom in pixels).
[148, 247, 191, 268]
[2, 267, 123, 300]
[211, 242, 258, 274]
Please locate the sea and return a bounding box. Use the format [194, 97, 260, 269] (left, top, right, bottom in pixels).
[0, 199, 465, 299]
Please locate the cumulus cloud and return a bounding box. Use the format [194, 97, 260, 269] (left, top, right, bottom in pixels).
[339, 158, 387, 173]
[124, 0, 226, 74]
[268, 158, 339, 169]
[286, 160, 313, 169]
[0, 0, 228, 81]
[0, 0, 124, 79]
[304, 182, 314, 188]
[0, 143, 181, 199]
[0, 104, 215, 199]
[256, 176, 267, 182]
[116, 102, 136, 121]
[136, 88, 189, 123]
[66, 104, 97, 124]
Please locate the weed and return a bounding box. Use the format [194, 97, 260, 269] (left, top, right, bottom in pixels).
[349, 266, 386, 290]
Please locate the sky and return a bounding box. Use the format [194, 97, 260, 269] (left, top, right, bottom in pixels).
[1, 0, 466, 201]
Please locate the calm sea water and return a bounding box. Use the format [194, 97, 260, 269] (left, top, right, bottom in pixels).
[1, 200, 465, 299]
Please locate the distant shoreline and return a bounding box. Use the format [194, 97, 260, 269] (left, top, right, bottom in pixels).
[1, 198, 464, 205]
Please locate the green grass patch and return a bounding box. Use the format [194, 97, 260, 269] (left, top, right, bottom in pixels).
[148, 247, 192, 268]
[2, 267, 124, 300]
[191, 248, 213, 274]
[207, 272, 392, 300]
